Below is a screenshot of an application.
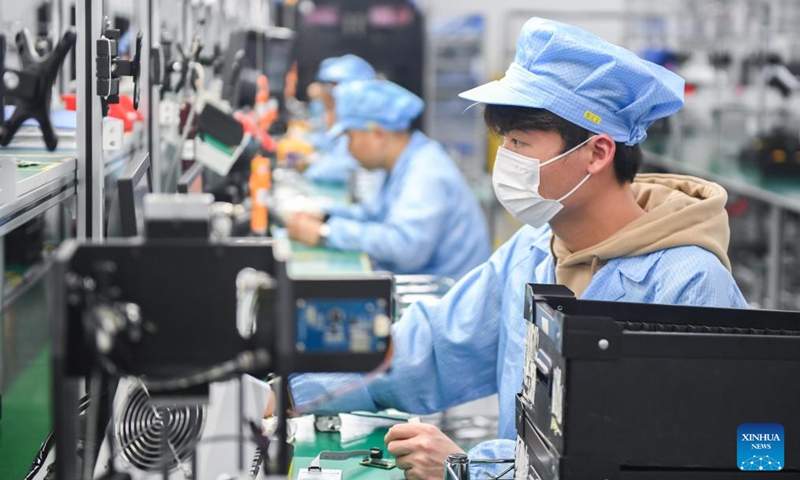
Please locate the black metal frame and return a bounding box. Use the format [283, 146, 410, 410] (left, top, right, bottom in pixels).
[117, 152, 152, 237]
[0, 28, 77, 150]
[177, 162, 204, 194]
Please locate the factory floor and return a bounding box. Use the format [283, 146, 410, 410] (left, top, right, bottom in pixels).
[0, 281, 52, 480]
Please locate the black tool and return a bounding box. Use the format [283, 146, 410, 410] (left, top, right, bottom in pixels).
[96, 17, 143, 116]
[360, 448, 396, 470]
[0, 28, 76, 151]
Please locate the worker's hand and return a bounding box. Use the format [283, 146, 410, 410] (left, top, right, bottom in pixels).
[290, 210, 326, 221]
[287, 212, 324, 246]
[385, 423, 465, 480]
[307, 82, 323, 100]
[264, 388, 276, 418]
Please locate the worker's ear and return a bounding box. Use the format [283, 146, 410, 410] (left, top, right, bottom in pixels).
[371, 126, 389, 143]
[586, 134, 616, 176]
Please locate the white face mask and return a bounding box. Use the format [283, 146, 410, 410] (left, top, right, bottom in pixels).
[492, 136, 595, 228]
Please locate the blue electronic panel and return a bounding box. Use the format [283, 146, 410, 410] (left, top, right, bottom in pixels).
[296, 298, 389, 353]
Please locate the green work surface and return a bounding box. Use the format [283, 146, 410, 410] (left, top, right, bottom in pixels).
[15, 159, 67, 180]
[291, 416, 405, 480]
[271, 228, 371, 277]
[289, 242, 372, 277]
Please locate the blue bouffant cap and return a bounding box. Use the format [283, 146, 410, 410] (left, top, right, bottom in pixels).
[328, 80, 424, 138]
[460, 17, 685, 145]
[317, 54, 376, 83]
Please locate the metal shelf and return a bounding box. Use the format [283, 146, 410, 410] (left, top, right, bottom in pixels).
[0, 158, 77, 237]
[1, 157, 77, 316]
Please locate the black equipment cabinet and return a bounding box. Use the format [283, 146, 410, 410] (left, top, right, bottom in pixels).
[518, 284, 800, 479]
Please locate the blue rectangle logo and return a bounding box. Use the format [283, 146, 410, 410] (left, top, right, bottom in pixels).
[738, 424, 784, 471]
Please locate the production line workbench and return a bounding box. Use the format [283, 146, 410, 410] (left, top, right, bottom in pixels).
[0, 125, 141, 479]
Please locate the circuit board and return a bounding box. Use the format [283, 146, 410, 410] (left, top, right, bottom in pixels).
[296, 298, 390, 354]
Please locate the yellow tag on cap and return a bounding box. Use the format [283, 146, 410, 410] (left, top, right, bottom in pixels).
[584, 111, 602, 125]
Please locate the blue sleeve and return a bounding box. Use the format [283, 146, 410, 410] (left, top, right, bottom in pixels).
[325, 171, 451, 272]
[466, 440, 516, 478]
[289, 235, 526, 414]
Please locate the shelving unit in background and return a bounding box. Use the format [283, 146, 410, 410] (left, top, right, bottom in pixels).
[624, 0, 800, 309]
[426, 14, 498, 240]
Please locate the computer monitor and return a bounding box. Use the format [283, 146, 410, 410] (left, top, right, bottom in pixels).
[177, 162, 204, 194]
[116, 152, 152, 237]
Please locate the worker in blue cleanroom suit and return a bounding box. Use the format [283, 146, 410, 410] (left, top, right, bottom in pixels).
[291, 17, 748, 480]
[304, 54, 380, 184]
[287, 80, 491, 280]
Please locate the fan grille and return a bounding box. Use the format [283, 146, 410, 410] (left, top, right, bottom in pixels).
[116, 385, 206, 472]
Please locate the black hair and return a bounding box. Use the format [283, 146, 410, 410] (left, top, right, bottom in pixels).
[483, 105, 642, 184]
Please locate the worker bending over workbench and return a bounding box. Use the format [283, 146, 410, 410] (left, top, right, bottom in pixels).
[288, 79, 491, 279]
[303, 54, 380, 184]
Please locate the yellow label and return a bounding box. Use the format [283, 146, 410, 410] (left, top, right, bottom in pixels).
[584, 110, 602, 125]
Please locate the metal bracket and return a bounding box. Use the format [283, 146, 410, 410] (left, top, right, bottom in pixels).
[0, 29, 77, 150]
[96, 17, 143, 115]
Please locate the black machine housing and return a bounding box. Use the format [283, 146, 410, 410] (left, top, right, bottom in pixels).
[51, 236, 393, 479]
[518, 284, 800, 479]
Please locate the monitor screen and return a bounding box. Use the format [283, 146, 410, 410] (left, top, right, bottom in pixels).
[177, 162, 204, 194]
[108, 152, 151, 237]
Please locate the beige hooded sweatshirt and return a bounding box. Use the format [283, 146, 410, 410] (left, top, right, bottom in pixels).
[551, 173, 733, 297]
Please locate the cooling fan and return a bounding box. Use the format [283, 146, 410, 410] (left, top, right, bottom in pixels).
[115, 384, 206, 473]
[95, 375, 272, 480]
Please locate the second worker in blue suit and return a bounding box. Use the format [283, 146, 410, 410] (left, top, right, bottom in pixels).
[304, 54, 377, 184]
[287, 80, 491, 279]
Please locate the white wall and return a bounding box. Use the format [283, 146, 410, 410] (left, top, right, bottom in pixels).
[418, 0, 630, 79]
[0, 1, 39, 32]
